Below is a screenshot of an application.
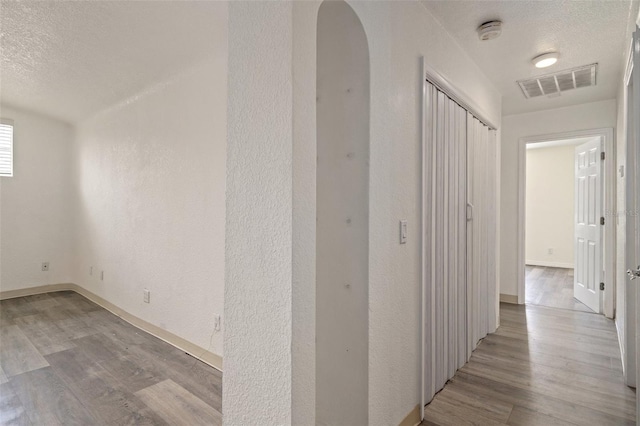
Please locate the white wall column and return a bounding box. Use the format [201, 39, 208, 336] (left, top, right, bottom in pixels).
[224, 2, 294, 424]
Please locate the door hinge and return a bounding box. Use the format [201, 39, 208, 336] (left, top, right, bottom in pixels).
[600, 216, 605, 225]
[601, 151, 605, 160]
[600, 282, 605, 291]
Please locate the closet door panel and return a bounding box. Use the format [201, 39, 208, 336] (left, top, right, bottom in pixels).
[456, 106, 468, 370]
[423, 81, 499, 405]
[423, 82, 437, 403]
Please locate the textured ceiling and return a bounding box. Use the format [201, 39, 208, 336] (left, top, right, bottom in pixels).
[421, 0, 639, 116]
[2, 1, 636, 122]
[0, 1, 226, 124]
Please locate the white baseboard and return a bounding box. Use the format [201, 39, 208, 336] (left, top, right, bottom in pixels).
[500, 293, 519, 304]
[398, 404, 421, 426]
[525, 260, 574, 269]
[0, 283, 223, 372]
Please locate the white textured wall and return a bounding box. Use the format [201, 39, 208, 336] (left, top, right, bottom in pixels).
[525, 145, 575, 268]
[73, 55, 227, 356]
[0, 105, 74, 291]
[316, 2, 369, 424]
[348, 3, 501, 424]
[224, 2, 293, 425]
[292, 2, 501, 424]
[501, 99, 617, 297]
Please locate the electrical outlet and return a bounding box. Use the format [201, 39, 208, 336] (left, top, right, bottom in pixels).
[214, 314, 221, 331]
[547, 248, 554, 255]
[101, 271, 104, 281]
[41, 262, 49, 272]
[143, 289, 150, 303]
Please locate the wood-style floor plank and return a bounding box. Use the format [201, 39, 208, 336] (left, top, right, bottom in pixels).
[0, 382, 31, 426]
[22, 294, 61, 311]
[13, 314, 76, 356]
[9, 367, 98, 425]
[422, 303, 636, 425]
[0, 299, 39, 322]
[432, 385, 513, 423]
[0, 367, 8, 385]
[0, 325, 49, 377]
[506, 405, 576, 426]
[135, 379, 222, 426]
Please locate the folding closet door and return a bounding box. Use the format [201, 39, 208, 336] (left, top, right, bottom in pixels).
[422, 80, 498, 410]
[422, 82, 467, 402]
[467, 114, 498, 350]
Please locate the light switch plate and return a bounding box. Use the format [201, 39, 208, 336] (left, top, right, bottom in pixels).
[400, 220, 408, 244]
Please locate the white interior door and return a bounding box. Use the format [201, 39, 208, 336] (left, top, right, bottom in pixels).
[574, 138, 603, 313]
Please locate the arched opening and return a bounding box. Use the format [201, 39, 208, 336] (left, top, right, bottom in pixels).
[316, 1, 370, 424]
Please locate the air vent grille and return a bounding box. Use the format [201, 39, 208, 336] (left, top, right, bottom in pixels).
[517, 64, 597, 99]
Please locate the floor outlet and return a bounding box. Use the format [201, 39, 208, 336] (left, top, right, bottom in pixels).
[143, 289, 150, 303]
[41, 262, 49, 272]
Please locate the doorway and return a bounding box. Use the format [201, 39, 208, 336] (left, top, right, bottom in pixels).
[517, 128, 615, 317]
[524, 138, 599, 313]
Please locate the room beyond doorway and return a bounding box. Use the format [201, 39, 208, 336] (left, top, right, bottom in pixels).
[525, 265, 594, 313]
[523, 139, 597, 314]
[517, 128, 615, 317]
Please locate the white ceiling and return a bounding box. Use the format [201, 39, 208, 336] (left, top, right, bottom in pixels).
[0, 1, 226, 124]
[421, 0, 639, 116]
[2, 1, 637, 122]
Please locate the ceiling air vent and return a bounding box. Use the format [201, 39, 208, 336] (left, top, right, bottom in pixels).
[517, 64, 597, 99]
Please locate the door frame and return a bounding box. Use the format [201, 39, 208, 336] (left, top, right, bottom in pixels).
[624, 34, 636, 388]
[516, 127, 615, 318]
[631, 25, 639, 413]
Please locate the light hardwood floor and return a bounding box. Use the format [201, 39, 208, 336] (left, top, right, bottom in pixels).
[0, 291, 222, 425]
[525, 265, 594, 313]
[422, 302, 635, 425]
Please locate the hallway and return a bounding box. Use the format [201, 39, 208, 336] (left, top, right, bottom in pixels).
[422, 303, 635, 425]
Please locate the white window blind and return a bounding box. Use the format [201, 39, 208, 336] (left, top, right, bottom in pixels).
[0, 120, 14, 177]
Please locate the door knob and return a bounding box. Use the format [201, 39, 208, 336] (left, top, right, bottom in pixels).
[628, 266, 640, 280]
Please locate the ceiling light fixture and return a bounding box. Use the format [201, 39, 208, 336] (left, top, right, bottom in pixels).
[532, 52, 559, 68]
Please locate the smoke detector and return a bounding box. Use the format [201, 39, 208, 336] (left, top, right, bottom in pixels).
[477, 21, 502, 41]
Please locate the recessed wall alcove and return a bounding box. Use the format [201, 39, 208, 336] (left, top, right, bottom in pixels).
[316, 1, 370, 425]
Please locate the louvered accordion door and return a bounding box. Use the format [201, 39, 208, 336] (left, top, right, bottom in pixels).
[421, 81, 498, 409]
